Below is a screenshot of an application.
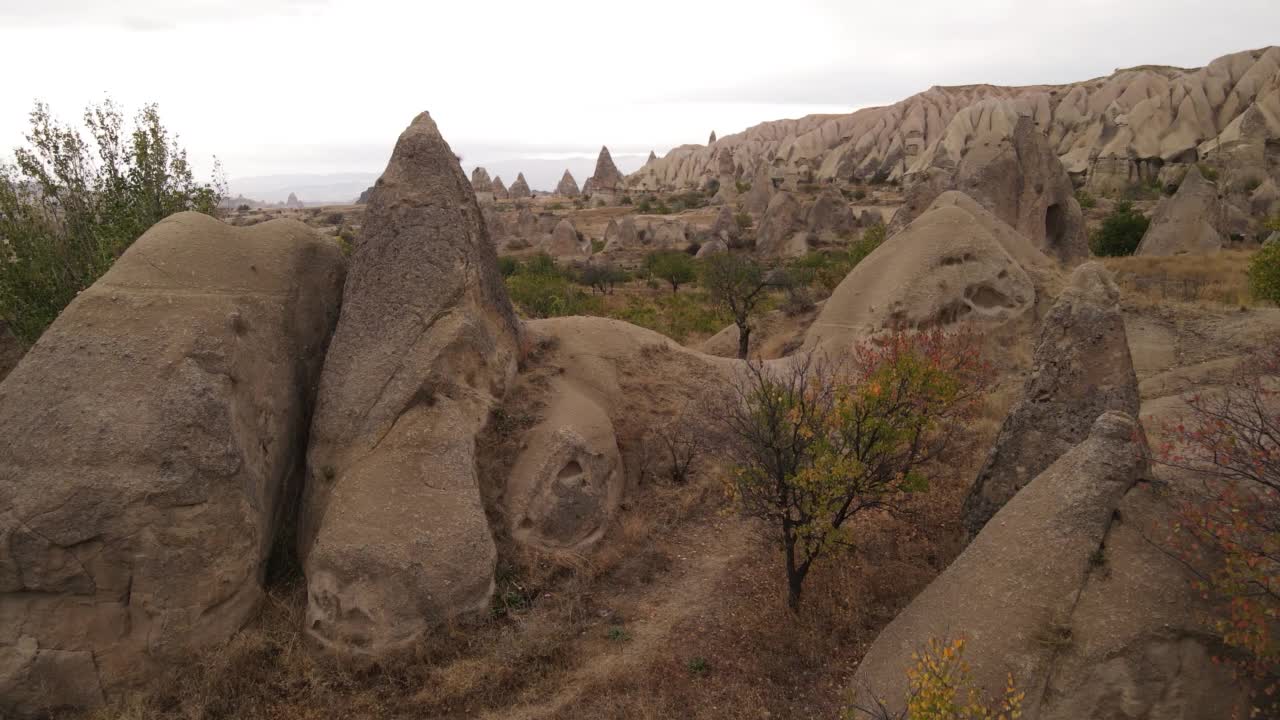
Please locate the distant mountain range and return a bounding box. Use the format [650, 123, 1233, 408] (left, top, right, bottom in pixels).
[226, 173, 380, 205]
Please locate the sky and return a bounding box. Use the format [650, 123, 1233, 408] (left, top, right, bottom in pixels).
[1, 0, 1278, 198]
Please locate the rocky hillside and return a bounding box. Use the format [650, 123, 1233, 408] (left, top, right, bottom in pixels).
[631, 46, 1280, 194]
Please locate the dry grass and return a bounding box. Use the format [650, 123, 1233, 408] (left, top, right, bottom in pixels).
[1101, 249, 1257, 308]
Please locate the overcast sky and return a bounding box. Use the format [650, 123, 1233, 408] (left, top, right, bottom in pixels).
[1, 0, 1278, 195]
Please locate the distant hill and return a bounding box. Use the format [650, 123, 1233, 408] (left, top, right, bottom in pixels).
[227, 173, 380, 205]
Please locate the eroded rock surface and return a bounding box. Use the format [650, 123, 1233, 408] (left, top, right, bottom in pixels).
[0, 212, 344, 716]
[300, 112, 520, 655]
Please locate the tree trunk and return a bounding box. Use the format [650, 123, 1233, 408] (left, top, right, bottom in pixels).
[737, 322, 751, 360]
[784, 532, 803, 612]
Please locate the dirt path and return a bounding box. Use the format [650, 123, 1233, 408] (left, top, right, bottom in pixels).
[485, 515, 755, 720]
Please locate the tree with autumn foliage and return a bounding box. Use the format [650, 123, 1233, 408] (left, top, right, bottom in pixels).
[1156, 344, 1279, 710]
[846, 637, 1024, 720]
[717, 330, 989, 609]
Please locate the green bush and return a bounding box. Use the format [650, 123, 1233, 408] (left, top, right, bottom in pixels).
[497, 255, 519, 277]
[644, 250, 697, 292]
[852, 188, 867, 201]
[1249, 242, 1280, 305]
[735, 180, 751, 194]
[0, 100, 224, 342]
[607, 291, 730, 342]
[504, 255, 599, 318]
[1075, 190, 1096, 210]
[734, 211, 753, 231]
[1197, 163, 1220, 182]
[1089, 200, 1150, 257]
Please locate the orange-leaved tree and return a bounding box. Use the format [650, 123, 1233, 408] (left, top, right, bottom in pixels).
[1156, 343, 1279, 710]
[718, 329, 989, 609]
[845, 637, 1024, 720]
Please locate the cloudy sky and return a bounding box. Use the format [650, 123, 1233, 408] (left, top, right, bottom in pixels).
[1, 0, 1278, 197]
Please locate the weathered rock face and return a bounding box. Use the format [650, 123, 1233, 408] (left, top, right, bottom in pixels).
[505, 377, 623, 553]
[892, 106, 1088, 263]
[708, 130, 717, 144]
[470, 167, 492, 192]
[755, 191, 806, 257]
[286, 192, 304, 209]
[492, 176, 510, 200]
[545, 218, 589, 259]
[740, 163, 775, 215]
[1136, 165, 1227, 256]
[0, 212, 345, 716]
[602, 216, 641, 253]
[1252, 177, 1280, 219]
[357, 186, 373, 204]
[710, 205, 740, 244]
[555, 169, 580, 197]
[849, 412, 1149, 719]
[588, 146, 625, 193]
[509, 172, 532, 199]
[634, 47, 1280, 193]
[299, 112, 520, 656]
[961, 262, 1140, 536]
[695, 238, 728, 257]
[805, 186, 857, 240]
[805, 194, 1038, 352]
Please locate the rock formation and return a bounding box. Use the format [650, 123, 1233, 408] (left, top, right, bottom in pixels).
[357, 186, 373, 204]
[1252, 177, 1279, 219]
[492, 175, 509, 200]
[961, 262, 1140, 536]
[740, 163, 775, 215]
[509, 172, 532, 199]
[505, 376, 622, 552]
[555, 169, 580, 197]
[708, 130, 717, 144]
[805, 193, 1039, 351]
[602, 216, 641, 253]
[647, 150, 657, 164]
[470, 167, 492, 192]
[755, 191, 806, 257]
[695, 238, 728, 257]
[1135, 165, 1227, 256]
[710, 205, 741, 244]
[286, 192, 304, 209]
[891, 105, 1088, 263]
[805, 186, 857, 241]
[587, 146, 625, 194]
[849, 412, 1150, 718]
[299, 112, 520, 656]
[632, 47, 1280, 193]
[0, 213, 345, 715]
[545, 218, 589, 259]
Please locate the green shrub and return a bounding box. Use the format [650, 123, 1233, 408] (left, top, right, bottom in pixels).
[591, 238, 605, 254]
[644, 250, 697, 292]
[1249, 242, 1280, 305]
[1197, 163, 1220, 182]
[505, 269, 598, 318]
[852, 188, 867, 201]
[1089, 200, 1149, 257]
[497, 255, 519, 277]
[547, 202, 564, 211]
[325, 211, 344, 225]
[1074, 190, 1096, 210]
[607, 291, 729, 342]
[735, 180, 751, 194]
[636, 198, 652, 213]
[0, 100, 224, 342]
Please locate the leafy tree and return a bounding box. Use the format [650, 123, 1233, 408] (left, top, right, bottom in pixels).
[578, 262, 626, 295]
[847, 637, 1024, 720]
[1250, 241, 1280, 305]
[701, 253, 774, 358]
[1089, 201, 1149, 257]
[0, 100, 224, 342]
[645, 250, 697, 293]
[717, 330, 987, 609]
[1155, 345, 1279, 711]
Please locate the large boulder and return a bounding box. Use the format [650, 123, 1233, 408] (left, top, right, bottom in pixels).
[894, 105, 1088, 264]
[602, 216, 641, 253]
[961, 263, 1140, 536]
[505, 377, 623, 553]
[555, 169, 580, 197]
[849, 411, 1148, 718]
[804, 194, 1037, 353]
[0, 212, 345, 715]
[755, 191, 805, 257]
[1136, 165, 1226, 256]
[299, 112, 520, 656]
[508, 172, 532, 199]
[805, 186, 857, 240]
[545, 218, 590, 259]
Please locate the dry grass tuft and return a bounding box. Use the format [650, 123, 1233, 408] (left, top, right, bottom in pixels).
[1101, 249, 1256, 308]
